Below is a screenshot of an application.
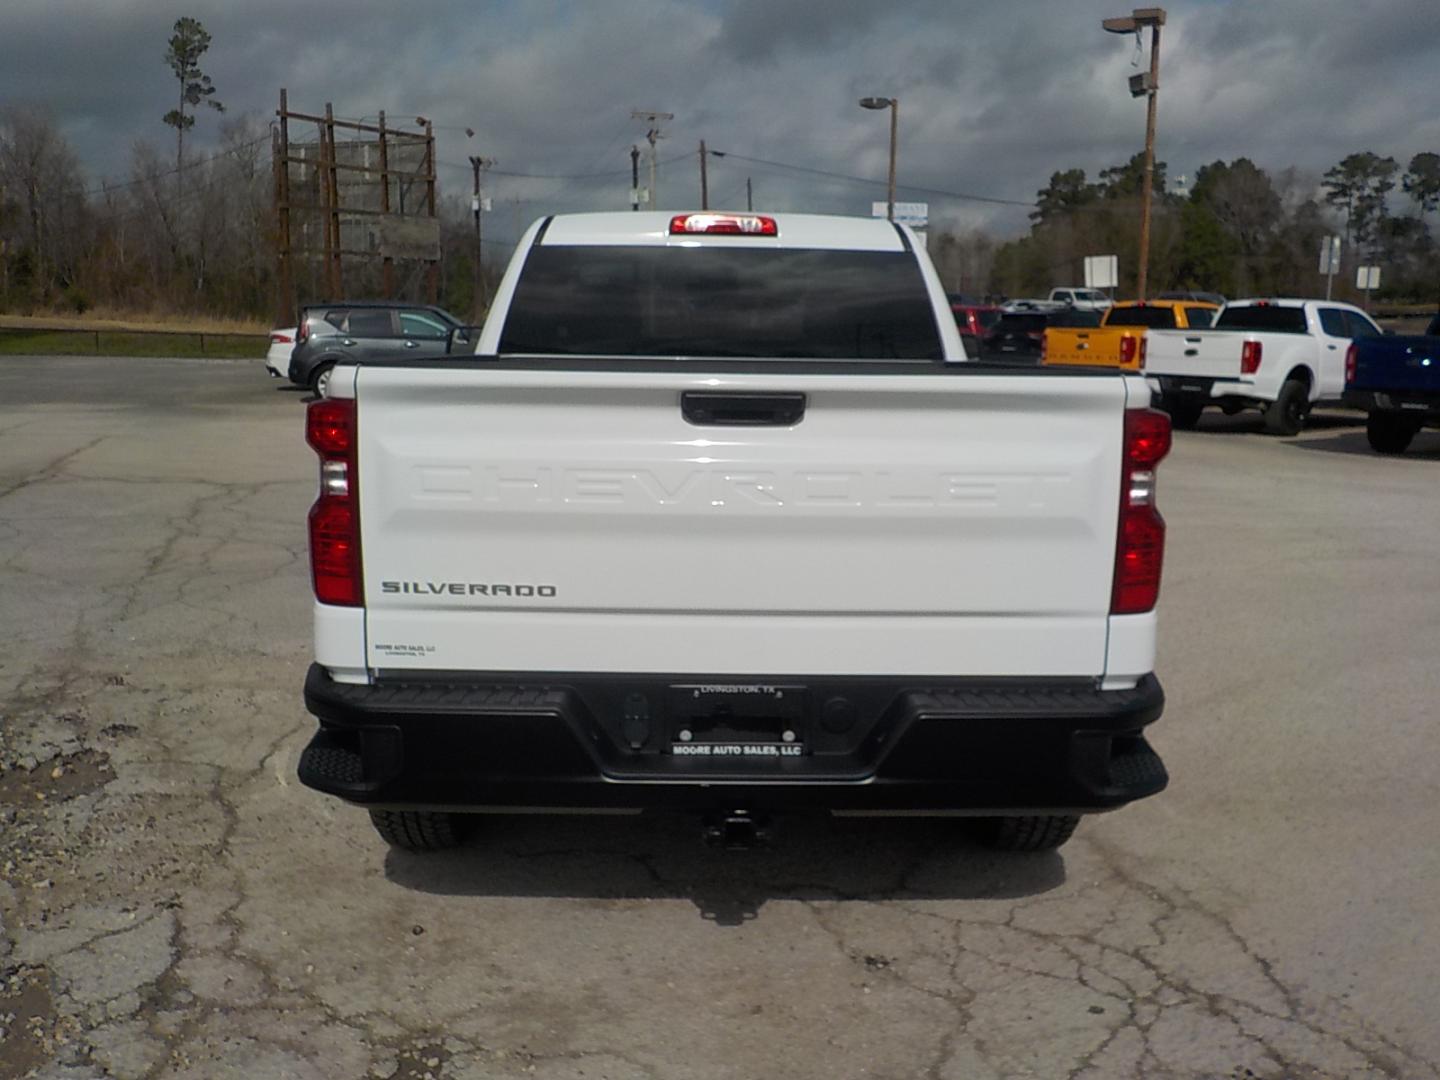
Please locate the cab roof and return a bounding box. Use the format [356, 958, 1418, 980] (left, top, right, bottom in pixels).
[1113, 299, 1219, 311]
[538, 211, 911, 252]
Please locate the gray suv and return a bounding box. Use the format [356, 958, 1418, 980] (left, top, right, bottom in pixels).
[287, 302, 463, 396]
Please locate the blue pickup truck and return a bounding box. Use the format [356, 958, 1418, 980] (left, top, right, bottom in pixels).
[1344, 314, 1440, 454]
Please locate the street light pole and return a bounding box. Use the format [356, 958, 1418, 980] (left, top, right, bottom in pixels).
[859, 96, 899, 221]
[468, 155, 490, 319]
[1103, 8, 1166, 300]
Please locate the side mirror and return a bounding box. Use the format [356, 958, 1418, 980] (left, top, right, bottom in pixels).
[446, 326, 475, 354]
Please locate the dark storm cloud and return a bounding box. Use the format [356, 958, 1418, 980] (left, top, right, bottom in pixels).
[4, 0, 1440, 242]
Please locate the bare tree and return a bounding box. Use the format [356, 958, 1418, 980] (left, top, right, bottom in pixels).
[0, 105, 87, 308]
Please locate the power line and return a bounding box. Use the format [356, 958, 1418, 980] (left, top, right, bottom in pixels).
[81, 133, 271, 199]
[449, 152, 691, 182]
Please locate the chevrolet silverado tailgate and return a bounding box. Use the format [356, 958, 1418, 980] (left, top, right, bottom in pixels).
[354, 363, 1130, 678]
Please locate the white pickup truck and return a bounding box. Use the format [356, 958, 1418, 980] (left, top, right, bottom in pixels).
[296, 211, 1171, 854]
[1145, 298, 1384, 433]
[1048, 287, 1113, 312]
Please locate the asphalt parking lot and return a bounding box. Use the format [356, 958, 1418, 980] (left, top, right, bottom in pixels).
[2, 354, 1438, 1080]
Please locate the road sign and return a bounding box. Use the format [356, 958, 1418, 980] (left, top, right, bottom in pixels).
[872, 201, 928, 228]
[1084, 255, 1119, 290]
[1356, 266, 1381, 290]
[1318, 236, 1341, 274]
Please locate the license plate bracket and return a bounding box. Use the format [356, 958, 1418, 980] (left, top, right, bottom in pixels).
[667, 684, 806, 758]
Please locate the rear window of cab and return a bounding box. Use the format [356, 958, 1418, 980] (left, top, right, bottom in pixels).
[498, 246, 943, 360]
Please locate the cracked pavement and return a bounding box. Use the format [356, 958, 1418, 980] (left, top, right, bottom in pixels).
[1, 355, 1438, 1079]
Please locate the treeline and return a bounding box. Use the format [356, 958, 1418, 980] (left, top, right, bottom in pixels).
[0, 104, 275, 319]
[974, 151, 1440, 303]
[5, 96, 1439, 321]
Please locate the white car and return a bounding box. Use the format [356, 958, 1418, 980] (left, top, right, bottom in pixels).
[265, 328, 297, 379]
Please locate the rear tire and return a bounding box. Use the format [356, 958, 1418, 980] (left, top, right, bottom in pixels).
[1366, 412, 1420, 455]
[311, 362, 335, 398]
[369, 809, 466, 851]
[1165, 398, 1205, 430]
[969, 814, 1081, 852]
[1264, 378, 1310, 436]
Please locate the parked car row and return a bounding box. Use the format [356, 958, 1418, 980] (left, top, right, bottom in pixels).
[271, 291, 1432, 456]
[1009, 291, 1434, 454]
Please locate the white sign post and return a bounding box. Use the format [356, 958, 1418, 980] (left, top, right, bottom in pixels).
[1319, 236, 1342, 300]
[1084, 255, 1119, 292]
[1356, 265, 1381, 311]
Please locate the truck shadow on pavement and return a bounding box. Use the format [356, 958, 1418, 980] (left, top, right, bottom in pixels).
[1182, 409, 1363, 436]
[1282, 428, 1440, 459]
[382, 812, 1066, 925]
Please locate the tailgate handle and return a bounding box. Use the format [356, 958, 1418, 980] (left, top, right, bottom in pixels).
[1185, 336, 1202, 343]
[681, 391, 807, 427]
[1184, 349, 1199, 357]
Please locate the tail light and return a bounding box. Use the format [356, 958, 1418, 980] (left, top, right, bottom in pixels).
[1345, 343, 1357, 385]
[1139, 336, 1148, 370]
[1119, 335, 1138, 368]
[306, 398, 362, 606]
[1241, 340, 1262, 375]
[1040, 331, 1049, 364]
[270, 332, 293, 345]
[296, 319, 310, 345]
[1112, 408, 1171, 615]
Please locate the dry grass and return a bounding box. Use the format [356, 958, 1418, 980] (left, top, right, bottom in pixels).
[0, 307, 272, 334]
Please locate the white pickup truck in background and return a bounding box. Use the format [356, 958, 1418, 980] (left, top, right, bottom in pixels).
[1145, 299, 1385, 433]
[296, 211, 1172, 854]
[1048, 287, 1113, 312]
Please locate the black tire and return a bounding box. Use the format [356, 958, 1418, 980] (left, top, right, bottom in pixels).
[1264, 378, 1310, 436]
[1366, 412, 1420, 455]
[369, 809, 466, 851]
[310, 362, 336, 398]
[969, 814, 1081, 852]
[1165, 398, 1205, 430]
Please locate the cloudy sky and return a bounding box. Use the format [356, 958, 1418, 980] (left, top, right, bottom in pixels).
[6, 0, 1440, 248]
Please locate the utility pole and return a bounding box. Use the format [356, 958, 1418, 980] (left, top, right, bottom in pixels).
[630, 145, 640, 211]
[1103, 8, 1166, 300]
[468, 155, 491, 319]
[699, 141, 708, 210]
[377, 110, 393, 298]
[275, 88, 294, 327]
[422, 117, 438, 304]
[631, 109, 672, 210]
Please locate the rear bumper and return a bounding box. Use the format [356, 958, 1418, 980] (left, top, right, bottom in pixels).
[1344, 389, 1440, 419]
[298, 664, 1167, 815]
